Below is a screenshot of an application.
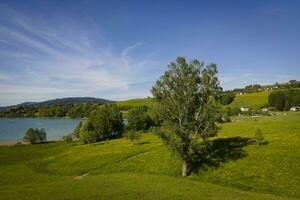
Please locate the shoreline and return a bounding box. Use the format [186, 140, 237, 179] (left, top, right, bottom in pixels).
[0, 138, 61, 146]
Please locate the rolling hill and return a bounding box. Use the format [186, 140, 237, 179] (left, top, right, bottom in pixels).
[0, 97, 113, 111]
[0, 112, 299, 199]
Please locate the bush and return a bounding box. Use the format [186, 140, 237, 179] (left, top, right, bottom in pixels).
[219, 93, 235, 105]
[77, 104, 124, 143]
[79, 120, 97, 144]
[126, 130, 140, 145]
[23, 128, 47, 144]
[74, 121, 82, 138]
[254, 128, 264, 146]
[63, 133, 75, 143]
[127, 107, 153, 131]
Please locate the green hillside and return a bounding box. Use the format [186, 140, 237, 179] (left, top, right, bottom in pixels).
[229, 91, 270, 109]
[1, 112, 299, 199]
[115, 98, 155, 108]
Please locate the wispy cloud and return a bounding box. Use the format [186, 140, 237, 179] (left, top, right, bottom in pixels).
[0, 5, 163, 106]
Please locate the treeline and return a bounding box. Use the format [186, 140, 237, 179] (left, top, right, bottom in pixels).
[269, 89, 300, 111]
[229, 80, 300, 94]
[0, 103, 99, 118]
[71, 104, 157, 144]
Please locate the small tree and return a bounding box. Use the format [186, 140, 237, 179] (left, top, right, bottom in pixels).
[63, 133, 74, 143]
[127, 107, 152, 131]
[23, 128, 47, 144]
[23, 128, 39, 144]
[254, 128, 264, 146]
[78, 105, 124, 143]
[38, 128, 47, 143]
[152, 57, 221, 176]
[79, 120, 97, 144]
[126, 130, 140, 145]
[74, 121, 83, 138]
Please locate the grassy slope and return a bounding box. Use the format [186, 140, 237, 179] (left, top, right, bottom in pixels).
[229, 88, 300, 109]
[1, 113, 300, 199]
[229, 91, 270, 109]
[115, 98, 154, 108]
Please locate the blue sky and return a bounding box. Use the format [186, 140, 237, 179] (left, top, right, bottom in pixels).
[0, 0, 299, 106]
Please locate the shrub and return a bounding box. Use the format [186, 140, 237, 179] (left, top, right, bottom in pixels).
[127, 107, 153, 131]
[254, 128, 264, 146]
[126, 130, 140, 145]
[78, 104, 124, 143]
[23, 128, 47, 144]
[73, 121, 82, 138]
[79, 120, 97, 144]
[219, 93, 235, 105]
[63, 133, 74, 143]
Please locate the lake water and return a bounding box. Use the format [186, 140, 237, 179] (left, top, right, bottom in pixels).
[0, 118, 81, 142]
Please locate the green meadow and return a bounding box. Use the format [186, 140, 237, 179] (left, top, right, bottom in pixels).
[229, 91, 270, 109]
[115, 98, 155, 108]
[0, 112, 299, 199]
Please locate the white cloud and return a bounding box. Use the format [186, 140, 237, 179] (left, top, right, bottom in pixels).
[0, 5, 163, 106]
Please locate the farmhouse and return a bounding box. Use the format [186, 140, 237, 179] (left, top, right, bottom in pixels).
[240, 107, 249, 112]
[290, 106, 300, 111]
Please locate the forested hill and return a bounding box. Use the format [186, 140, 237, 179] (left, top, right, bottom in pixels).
[0, 97, 112, 111]
[0, 97, 113, 118]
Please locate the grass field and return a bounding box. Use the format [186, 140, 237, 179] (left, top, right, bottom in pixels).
[115, 98, 155, 108]
[229, 88, 300, 109]
[229, 91, 270, 109]
[0, 112, 299, 199]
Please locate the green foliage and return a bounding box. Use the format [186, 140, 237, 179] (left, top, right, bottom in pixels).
[269, 92, 286, 110]
[269, 89, 300, 110]
[254, 128, 264, 146]
[79, 120, 97, 144]
[73, 121, 82, 138]
[77, 104, 124, 143]
[126, 130, 140, 145]
[152, 57, 221, 176]
[219, 93, 235, 105]
[62, 133, 74, 143]
[127, 106, 152, 131]
[0, 103, 99, 118]
[23, 128, 47, 144]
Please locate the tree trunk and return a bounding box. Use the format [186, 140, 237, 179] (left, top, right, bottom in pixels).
[182, 150, 189, 177]
[182, 158, 187, 177]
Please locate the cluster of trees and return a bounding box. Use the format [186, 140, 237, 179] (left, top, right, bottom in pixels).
[23, 128, 47, 144]
[230, 80, 300, 94]
[269, 89, 300, 110]
[218, 93, 235, 105]
[71, 105, 156, 145]
[74, 104, 124, 143]
[0, 104, 99, 118]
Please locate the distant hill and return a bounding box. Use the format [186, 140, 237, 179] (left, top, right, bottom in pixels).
[0, 97, 113, 111]
[115, 98, 154, 108]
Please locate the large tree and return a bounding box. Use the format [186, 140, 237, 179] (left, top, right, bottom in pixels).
[151, 57, 221, 176]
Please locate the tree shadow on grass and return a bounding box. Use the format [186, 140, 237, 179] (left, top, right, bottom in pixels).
[136, 141, 151, 145]
[189, 137, 254, 174]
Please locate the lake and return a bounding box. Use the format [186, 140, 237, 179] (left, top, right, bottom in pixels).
[0, 118, 81, 142]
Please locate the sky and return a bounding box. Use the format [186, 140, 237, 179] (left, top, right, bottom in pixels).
[0, 0, 299, 106]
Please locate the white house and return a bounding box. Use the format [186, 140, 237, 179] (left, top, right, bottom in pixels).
[290, 106, 300, 111]
[262, 107, 269, 112]
[240, 107, 249, 112]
